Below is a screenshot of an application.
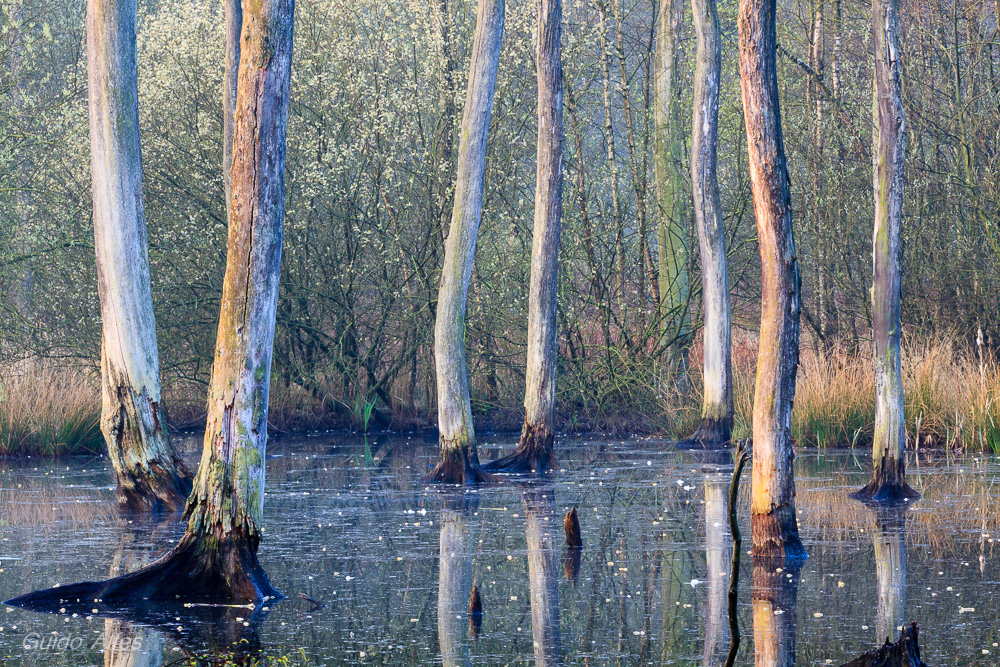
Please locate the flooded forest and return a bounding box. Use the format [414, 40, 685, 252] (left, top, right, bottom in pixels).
[1, 0, 1000, 663]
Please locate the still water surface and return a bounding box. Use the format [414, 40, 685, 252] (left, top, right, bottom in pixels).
[0, 435, 998, 665]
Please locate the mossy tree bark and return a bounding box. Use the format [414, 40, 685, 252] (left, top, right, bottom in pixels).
[737, 0, 806, 560]
[653, 0, 691, 375]
[486, 0, 561, 474]
[428, 0, 505, 485]
[88, 0, 191, 512]
[679, 0, 733, 449]
[6, 0, 297, 608]
[854, 0, 917, 502]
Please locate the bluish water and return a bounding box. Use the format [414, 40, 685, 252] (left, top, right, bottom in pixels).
[0, 435, 998, 665]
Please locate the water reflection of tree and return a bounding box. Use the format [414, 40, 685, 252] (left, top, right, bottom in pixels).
[436, 493, 479, 667]
[702, 472, 731, 666]
[752, 560, 801, 667]
[870, 506, 907, 644]
[104, 522, 167, 667]
[522, 486, 561, 667]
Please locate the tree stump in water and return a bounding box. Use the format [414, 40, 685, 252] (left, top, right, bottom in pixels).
[839, 623, 925, 667]
[564, 507, 582, 547]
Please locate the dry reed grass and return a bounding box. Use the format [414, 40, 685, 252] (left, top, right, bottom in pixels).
[0, 358, 103, 456]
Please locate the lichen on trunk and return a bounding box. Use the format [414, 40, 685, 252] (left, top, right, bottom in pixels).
[430, 0, 505, 485]
[88, 0, 191, 512]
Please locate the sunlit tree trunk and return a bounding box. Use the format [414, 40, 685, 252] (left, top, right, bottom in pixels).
[854, 0, 917, 502]
[486, 0, 561, 474]
[751, 561, 800, 667]
[7, 0, 297, 606]
[222, 0, 241, 219]
[738, 0, 806, 559]
[680, 0, 733, 448]
[523, 488, 562, 667]
[429, 0, 505, 484]
[437, 497, 479, 667]
[653, 0, 691, 375]
[88, 0, 191, 512]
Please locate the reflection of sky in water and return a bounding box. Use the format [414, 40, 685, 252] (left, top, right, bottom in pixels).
[0, 436, 999, 665]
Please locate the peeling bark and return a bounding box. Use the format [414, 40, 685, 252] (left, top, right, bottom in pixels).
[737, 0, 806, 560]
[88, 0, 191, 512]
[430, 0, 505, 485]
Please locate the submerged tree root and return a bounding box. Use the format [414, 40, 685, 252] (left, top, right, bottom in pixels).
[851, 452, 920, 503]
[676, 417, 732, 450]
[424, 444, 494, 485]
[5, 530, 280, 608]
[839, 623, 925, 667]
[483, 425, 557, 473]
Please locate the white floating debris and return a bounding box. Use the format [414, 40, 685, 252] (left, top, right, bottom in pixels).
[813, 612, 824, 618]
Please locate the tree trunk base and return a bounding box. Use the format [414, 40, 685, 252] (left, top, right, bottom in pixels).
[840, 623, 925, 667]
[483, 424, 557, 473]
[850, 454, 920, 503]
[117, 465, 193, 514]
[751, 502, 807, 560]
[424, 443, 494, 485]
[4, 529, 280, 608]
[676, 417, 732, 450]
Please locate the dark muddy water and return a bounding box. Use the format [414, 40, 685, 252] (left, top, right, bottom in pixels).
[0, 435, 998, 665]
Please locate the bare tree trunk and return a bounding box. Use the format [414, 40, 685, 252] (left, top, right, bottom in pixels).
[88, 0, 191, 512]
[654, 0, 691, 370]
[428, 0, 505, 484]
[679, 0, 733, 449]
[222, 0, 241, 219]
[854, 0, 917, 502]
[737, 0, 806, 559]
[486, 0, 561, 474]
[6, 0, 297, 606]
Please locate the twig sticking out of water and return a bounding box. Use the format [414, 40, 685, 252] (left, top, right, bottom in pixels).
[468, 584, 483, 639]
[724, 441, 750, 667]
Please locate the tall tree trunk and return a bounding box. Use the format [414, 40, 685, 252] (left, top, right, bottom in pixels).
[737, 0, 806, 559]
[523, 488, 562, 667]
[222, 0, 241, 219]
[751, 561, 801, 667]
[486, 0, 562, 474]
[854, 0, 917, 502]
[88, 0, 191, 512]
[679, 0, 733, 449]
[7, 0, 297, 607]
[428, 0, 505, 484]
[653, 0, 691, 370]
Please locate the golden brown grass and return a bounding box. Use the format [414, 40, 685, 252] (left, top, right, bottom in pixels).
[0, 358, 103, 456]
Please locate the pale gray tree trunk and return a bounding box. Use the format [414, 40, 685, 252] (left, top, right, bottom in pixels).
[88, 0, 191, 512]
[6, 0, 297, 606]
[680, 0, 733, 448]
[523, 488, 562, 667]
[702, 475, 731, 665]
[486, 0, 561, 473]
[854, 0, 917, 501]
[737, 0, 806, 559]
[429, 0, 505, 484]
[654, 0, 691, 368]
